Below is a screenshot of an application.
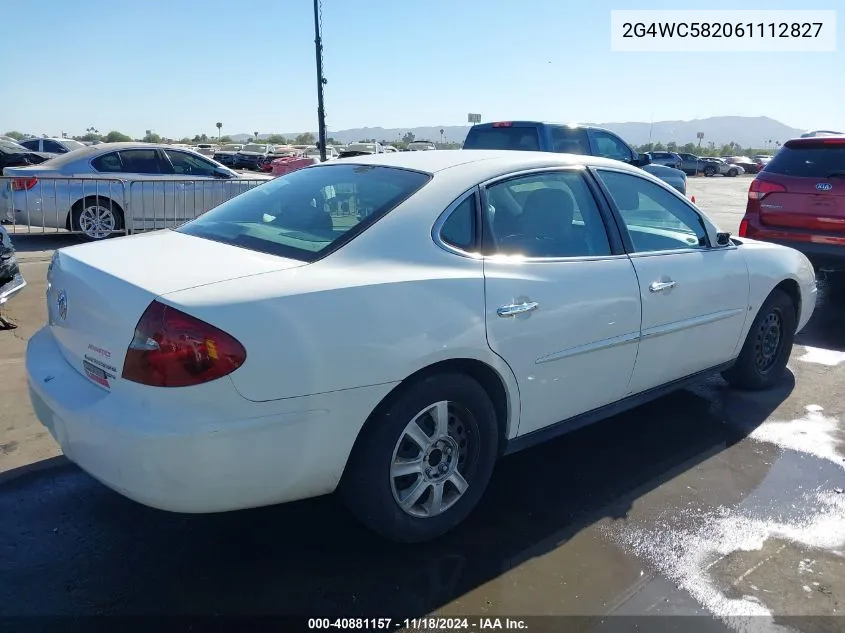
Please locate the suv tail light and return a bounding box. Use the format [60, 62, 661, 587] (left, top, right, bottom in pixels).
[748, 178, 786, 200]
[11, 177, 38, 191]
[738, 218, 749, 237]
[492, 122, 513, 127]
[122, 300, 246, 387]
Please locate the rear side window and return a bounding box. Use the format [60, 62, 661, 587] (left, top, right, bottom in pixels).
[550, 126, 589, 154]
[440, 194, 477, 250]
[765, 143, 845, 178]
[463, 126, 541, 151]
[92, 152, 122, 173]
[178, 164, 432, 262]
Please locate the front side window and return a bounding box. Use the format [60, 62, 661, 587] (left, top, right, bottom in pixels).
[20, 139, 39, 151]
[43, 140, 66, 153]
[177, 164, 431, 262]
[592, 131, 634, 162]
[483, 170, 611, 258]
[550, 126, 590, 155]
[165, 150, 219, 177]
[595, 169, 708, 253]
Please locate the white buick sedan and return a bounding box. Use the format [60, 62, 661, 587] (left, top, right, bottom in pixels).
[26, 150, 817, 543]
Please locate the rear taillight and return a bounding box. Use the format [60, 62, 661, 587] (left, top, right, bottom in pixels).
[122, 300, 246, 387]
[738, 218, 749, 237]
[748, 178, 787, 200]
[11, 177, 37, 191]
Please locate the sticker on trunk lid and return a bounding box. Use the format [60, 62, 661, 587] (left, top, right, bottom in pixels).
[83, 357, 116, 389]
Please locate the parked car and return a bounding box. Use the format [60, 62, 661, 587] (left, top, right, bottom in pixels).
[270, 154, 318, 177]
[344, 142, 385, 155]
[647, 151, 682, 170]
[0, 224, 26, 319]
[3, 142, 271, 240]
[753, 155, 772, 170]
[26, 150, 816, 543]
[677, 153, 704, 175]
[408, 141, 437, 151]
[462, 121, 687, 194]
[0, 139, 57, 172]
[698, 157, 743, 177]
[195, 143, 217, 157]
[212, 144, 244, 167]
[18, 137, 86, 154]
[233, 144, 273, 170]
[739, 135, 845, 271]
[724, 156, 757, 174]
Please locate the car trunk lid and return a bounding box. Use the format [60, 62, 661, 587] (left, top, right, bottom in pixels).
[757, 139, 845, 233]
[46, 230, 307, 391]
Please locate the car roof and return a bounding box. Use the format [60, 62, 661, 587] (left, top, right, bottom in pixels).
[333, 148, 644, 176]
[471, 120, 619, 135]
[28, 142, 178, 167]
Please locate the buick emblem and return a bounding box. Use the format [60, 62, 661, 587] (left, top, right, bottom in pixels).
[816, 182, 833, 191]
[57, 289, 68, 321]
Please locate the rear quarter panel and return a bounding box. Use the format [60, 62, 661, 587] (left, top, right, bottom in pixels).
[736, 239, 817, 344]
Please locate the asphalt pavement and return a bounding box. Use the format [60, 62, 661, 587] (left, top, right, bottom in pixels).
[0, 175, 843, 633]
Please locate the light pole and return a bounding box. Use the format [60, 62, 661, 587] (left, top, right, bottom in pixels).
[313, 0, 327, 162]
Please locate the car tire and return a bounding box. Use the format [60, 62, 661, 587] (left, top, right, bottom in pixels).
[340, 372, 499, 543]
[728, 168, 738, 177]
[703, 166, 716, 177]
[70, 197, 125, 242]
[722, 288, 796, 391]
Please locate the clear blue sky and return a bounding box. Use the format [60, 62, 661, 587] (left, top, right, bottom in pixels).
[1, 0, 841, 138]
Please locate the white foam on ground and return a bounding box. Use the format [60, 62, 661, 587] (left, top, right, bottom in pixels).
[608, 492, 845, 633]
[747, 405, 843, 468]
[798, 346, 845, 366]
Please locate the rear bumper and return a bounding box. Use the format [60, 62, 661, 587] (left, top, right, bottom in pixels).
[25, 326, 394, 513]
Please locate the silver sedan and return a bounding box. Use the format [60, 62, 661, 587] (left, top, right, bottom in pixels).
[2, 143, 272, 240]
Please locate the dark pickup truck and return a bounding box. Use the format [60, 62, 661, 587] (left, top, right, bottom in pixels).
[463, 121, 687, 195]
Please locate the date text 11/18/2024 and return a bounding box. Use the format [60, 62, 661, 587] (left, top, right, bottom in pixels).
[308, 617, 529, 630]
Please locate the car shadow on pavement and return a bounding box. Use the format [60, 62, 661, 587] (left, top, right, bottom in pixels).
[0, 373, 793, 622]
[6, 233, 79, 254]
[795, 274, 845, 352]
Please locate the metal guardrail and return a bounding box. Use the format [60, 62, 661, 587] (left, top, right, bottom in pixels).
[1, 175, 267, 240]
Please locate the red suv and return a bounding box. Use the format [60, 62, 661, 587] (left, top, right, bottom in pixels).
[739, 136, 845, 272]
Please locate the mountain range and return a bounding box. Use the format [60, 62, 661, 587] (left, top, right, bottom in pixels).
[229, 116, 808, 148]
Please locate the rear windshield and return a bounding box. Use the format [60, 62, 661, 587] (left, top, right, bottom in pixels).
[464, 126, 541, 151]
[177, 163, 432, 262]
[765, 144, 845, 178]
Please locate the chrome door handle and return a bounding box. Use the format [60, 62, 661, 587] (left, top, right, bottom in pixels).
[649, 280, 676, 293]
[497, 301, 539, 317]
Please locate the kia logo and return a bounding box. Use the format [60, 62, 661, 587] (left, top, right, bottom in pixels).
[816, 182, 833, 191]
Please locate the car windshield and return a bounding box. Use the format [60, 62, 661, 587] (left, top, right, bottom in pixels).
[242, 144, 266, 153]
[764, 143, 845, 178]
[177, 163, 432, 262]
[61, 139, 85, 150]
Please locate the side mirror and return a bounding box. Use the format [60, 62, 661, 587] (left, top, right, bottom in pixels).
[633, 153, 651, 167]
[716, 231, 732, 246]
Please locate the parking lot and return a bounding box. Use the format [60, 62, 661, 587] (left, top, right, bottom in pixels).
[1, 175, 843, 631]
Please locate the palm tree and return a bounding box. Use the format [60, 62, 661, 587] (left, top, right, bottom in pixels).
[254, 131, 259, 141]
[216, 122, 222, 140]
